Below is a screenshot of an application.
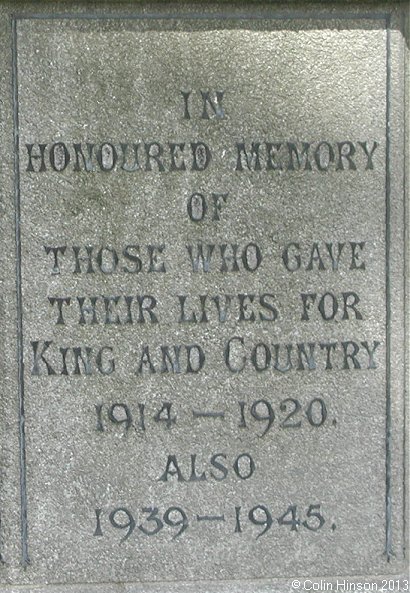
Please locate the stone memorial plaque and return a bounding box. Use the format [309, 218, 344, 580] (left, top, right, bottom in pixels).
[0, 2, 408, 592]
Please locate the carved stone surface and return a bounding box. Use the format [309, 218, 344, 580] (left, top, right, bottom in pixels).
[0, 2, 408, 592]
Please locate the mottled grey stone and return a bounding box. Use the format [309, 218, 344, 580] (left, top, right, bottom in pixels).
[0, 2, 407, 593]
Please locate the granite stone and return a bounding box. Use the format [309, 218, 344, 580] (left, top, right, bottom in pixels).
[0, 2, 408, 593]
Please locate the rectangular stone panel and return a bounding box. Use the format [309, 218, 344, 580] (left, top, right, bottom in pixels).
[0, 3, 407, 592]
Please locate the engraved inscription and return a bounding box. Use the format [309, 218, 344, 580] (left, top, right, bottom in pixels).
[13, 17, 398, 583]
